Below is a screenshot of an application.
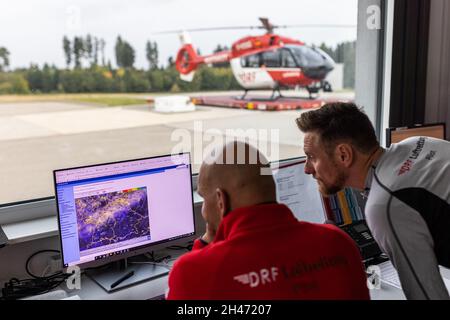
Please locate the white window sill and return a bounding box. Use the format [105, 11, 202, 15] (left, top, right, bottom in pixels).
[2, 216, 59, 244]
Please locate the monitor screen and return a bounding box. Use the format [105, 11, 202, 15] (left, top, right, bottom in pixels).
[386, 123, 446, 147]
[54, 153, 195, 268]
[272, 159, 327, 224]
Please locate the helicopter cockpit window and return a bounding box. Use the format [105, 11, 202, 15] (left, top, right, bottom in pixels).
[261, 50, 280, 68]
[241, 54, 260, 68]
[281, 49, 298, 68]
[290, 46, 324, 68]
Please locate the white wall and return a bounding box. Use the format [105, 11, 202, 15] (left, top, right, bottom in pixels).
[426, 0, 450, 140]
[326, 63, 344, 91]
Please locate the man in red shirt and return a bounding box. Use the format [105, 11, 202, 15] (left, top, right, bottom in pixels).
[166, 142, 369, 300]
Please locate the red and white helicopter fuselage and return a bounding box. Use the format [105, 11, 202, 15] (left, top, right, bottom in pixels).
[175, 33, 335, 93]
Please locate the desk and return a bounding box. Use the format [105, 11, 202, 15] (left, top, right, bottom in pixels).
[69, 273, 169, 300]
[61, 255, 409, 300]
[53, 251, 450, 300]
[65, 275, 405, 300]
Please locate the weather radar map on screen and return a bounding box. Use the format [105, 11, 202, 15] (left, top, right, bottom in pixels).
[76, 187, 151, 251]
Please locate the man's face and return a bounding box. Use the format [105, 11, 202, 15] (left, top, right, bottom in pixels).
[303, 131, 348, 195]
[197, 167, 222, 230]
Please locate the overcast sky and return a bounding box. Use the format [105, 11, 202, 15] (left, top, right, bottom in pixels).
[0, 0, 358, 69]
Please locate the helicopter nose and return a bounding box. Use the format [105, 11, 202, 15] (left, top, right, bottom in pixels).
[304, 63, 334, 80]
[324, 59, 334, 72]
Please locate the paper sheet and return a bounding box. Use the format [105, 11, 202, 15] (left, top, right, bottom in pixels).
[274, 162, 326, 224]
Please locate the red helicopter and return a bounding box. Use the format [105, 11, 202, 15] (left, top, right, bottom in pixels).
[170, 18, 338, 99]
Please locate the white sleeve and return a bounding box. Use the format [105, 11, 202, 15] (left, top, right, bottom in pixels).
[366, 193, 450, 300]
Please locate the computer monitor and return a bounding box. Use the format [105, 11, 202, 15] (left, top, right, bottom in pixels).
[272, 158, 327, 224]
[386, 123, 446, 147]
[53, 153, 195, 291]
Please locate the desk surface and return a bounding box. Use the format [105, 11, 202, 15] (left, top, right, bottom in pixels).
[64, 274, 406, 300]
[62, 259, 409, 300]
[65, 266, 450, 300]
[57, 250, 450, 300]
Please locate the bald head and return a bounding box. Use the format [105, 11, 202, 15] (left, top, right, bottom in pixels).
[198, 142, 276, 211]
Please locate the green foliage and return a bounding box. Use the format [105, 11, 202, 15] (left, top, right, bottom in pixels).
[0, 47, 10, 72]
[146, 41, 159, 70]
[123, 69, 150, 92]
[0, 72, 30, 94]
[60, 67, 115, 93]
[73, 37, 84, 68]
[63, 36, 72, 67]
[115, 36, 135, 69]
[72, 96, 144, 106]
[85, 34, 93, 61]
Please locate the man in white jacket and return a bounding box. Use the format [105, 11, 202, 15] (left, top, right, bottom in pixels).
[296, 102, 450, 300]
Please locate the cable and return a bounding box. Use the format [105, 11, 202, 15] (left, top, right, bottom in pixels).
[1, 273, 70, 300]
[25, 249, 62, 279]
[0, 249, 70, 300]
[145, 251, 172, 263]
[166, 240, 194, 251]
[128, 262, 171, 270]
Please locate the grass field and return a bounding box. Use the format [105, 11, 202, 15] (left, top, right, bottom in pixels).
[0, 93, 151, 106]
[0, 89, 355, 106]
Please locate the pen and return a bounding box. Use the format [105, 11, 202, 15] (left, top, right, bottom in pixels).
[111, 270, 135, 289]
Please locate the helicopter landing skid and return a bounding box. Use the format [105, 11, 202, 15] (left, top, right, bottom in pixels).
[236, 89, 314, 101]
[190, 94, 335, 111]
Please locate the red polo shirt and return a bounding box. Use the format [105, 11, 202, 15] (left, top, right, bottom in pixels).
[167, 203, 370, 300]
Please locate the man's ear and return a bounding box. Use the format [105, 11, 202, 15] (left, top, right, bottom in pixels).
[335, 143, 353, 167]
[215, 188, 229, 218]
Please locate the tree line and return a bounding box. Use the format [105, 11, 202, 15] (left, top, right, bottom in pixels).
[0, 35, 242, 94]
[0, 36, 356, 94]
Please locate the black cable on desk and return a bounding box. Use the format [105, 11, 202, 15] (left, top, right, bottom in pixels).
[25, 249, 62, 279]
[0, 249, 71, 300]
[166, 240, 194, 251]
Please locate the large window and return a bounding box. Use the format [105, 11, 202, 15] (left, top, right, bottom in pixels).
[0, 0, 371, 210]
[241, 54, 260, 68]
[261, 50, 281, 68]
[281, 49, 298, 68]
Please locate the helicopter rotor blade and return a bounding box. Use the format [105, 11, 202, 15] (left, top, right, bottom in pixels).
[152, 23, 356, 35]
[153, 26, 265, 35]
[275, 24, 357, 29]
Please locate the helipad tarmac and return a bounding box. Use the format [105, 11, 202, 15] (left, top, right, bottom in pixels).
[0, 91, 353, 203]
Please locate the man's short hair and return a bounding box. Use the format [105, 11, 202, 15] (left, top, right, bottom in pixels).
[296, 102, 379, 154]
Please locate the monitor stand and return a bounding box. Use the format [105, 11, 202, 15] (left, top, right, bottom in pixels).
[86, 258, 169, 293]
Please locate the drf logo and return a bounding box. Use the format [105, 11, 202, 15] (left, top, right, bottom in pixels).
[234, 267, 279, 288]
[65, 266, 81, 290]
[366, 265, 381, 290]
